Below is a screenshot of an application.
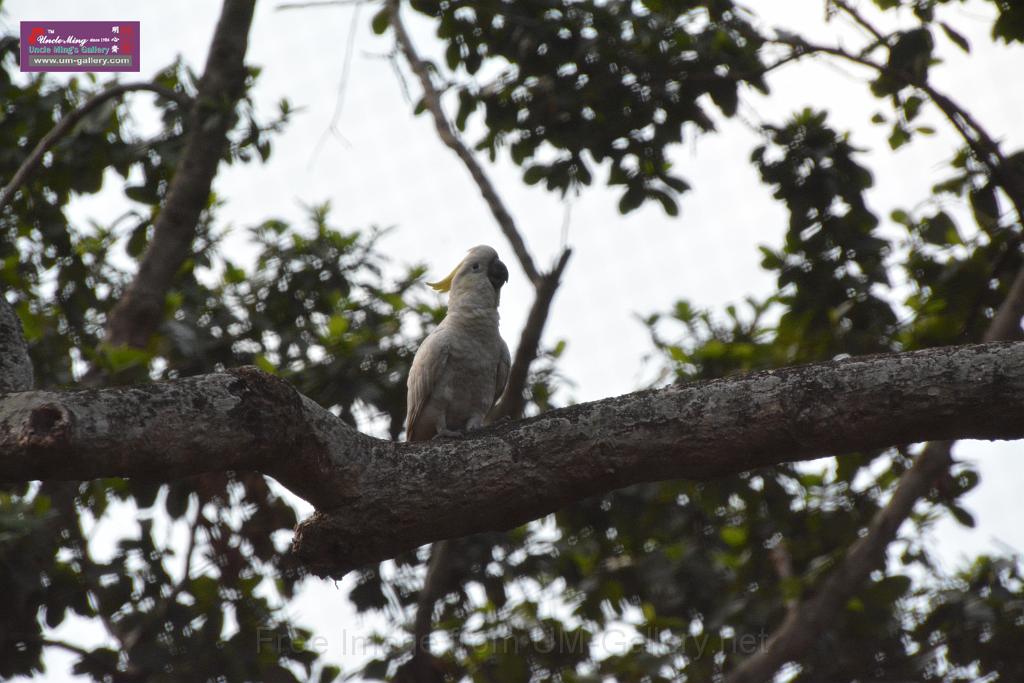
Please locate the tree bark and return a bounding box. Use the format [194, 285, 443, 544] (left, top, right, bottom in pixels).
[0, 294, 33, 393]
[2, 342, 1023, 578]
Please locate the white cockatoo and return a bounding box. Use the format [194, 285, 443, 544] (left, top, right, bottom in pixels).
[406, 245, 511, 441]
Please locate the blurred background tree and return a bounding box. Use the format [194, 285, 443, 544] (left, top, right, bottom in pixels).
[1, 0, 1023, 681]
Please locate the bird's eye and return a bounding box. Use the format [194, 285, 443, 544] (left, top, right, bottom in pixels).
[471, 262, 480, 271]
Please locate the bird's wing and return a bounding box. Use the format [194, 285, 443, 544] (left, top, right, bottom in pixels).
[494, 337, 511, 406]
[406, 330, 450, 441]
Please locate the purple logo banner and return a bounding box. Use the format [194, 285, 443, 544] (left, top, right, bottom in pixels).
[20, 21, 139, 73]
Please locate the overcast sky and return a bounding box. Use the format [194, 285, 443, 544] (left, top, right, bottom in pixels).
[4, 0, 1024, 679]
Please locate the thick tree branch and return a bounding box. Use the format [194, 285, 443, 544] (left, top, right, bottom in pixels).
[0, 294, 33, 392]
[293, 342, 1024, 579]
[0, 367, 371, 506]
[237, 340, 1024, 576]
[99, 0, 256, 353]
[0, 83, 190, 213]
[3, 343, 1022, 577]
[387, 0, 541, 284]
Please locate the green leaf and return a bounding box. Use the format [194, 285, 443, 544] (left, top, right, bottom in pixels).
[126, 222, 150, 257]
[888, 125, 910, 150]
[649, 188, 679, 216]
[523, 164, 547, 185]
[327, 314, 349, 338]
[889, 27, 934, 84]
[949, 504, 976, 528]
[955, 469, 980, 495]
[190, 575, 220, 610]
[101, 345, 152, 373]
[165, 484, 190, 519]
[125, 185, 158, 205]
[617, 185, 645, 214]
[993, 3, 1024, 43]
[940, 22, 971, 53]
[370, 7, 390, 35]
[318, 665, 341, 683]
[720, 526, 747, 547]
[969, 183, 1000, 230]
[920, 210, 959, 245]
[224, 261, 247, 284]
[903, 95, 923, 122]
[872, 574, 912, 602]
[254, 354, 278, 375]
[780, 576, 802, 602]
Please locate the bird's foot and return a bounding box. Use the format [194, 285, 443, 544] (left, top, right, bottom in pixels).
[433, 427, 464, 439]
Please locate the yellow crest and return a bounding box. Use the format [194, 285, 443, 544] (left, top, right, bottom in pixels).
[426, 258, 465, 293]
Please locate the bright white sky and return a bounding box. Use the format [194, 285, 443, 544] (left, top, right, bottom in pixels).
[4, 0, 1023, 679]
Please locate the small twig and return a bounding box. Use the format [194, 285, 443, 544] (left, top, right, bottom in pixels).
[768, 542, 796, 609]
[491, 248, 573, 421]
[920, 84, 1024, 223]
[560, 198, 573, 251]
[308, 1, 362, 166]
[386, 0, 541, 284]
[331, 3, 361, 122]
[0, 83, 189, 212]
[36, 638, 120, 676]
[387, 48, 412, 103]
[409, 538, 451, 679]
[173, 507, 203, 599]
[831, 0, 887, 43]
[276, 0, 367, 9]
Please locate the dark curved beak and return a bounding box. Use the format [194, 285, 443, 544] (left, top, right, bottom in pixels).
[487, 257, 509, 292]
